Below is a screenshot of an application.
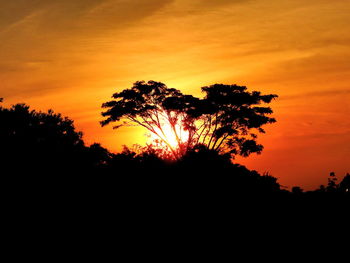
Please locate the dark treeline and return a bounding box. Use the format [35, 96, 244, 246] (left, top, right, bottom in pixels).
[0, 100, 349, 210]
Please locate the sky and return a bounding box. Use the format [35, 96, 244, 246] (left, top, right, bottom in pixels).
[1, 0, 349, 190]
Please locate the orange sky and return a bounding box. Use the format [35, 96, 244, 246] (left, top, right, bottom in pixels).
[1, 0, 349, 190]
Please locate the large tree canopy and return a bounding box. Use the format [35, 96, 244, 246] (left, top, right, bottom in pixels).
[101, 81, 277, 159]
[193, 84, 277, 157]
[101, 81, 199, 157]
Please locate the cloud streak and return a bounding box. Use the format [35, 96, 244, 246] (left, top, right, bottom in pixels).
[281, 89, 350, 101]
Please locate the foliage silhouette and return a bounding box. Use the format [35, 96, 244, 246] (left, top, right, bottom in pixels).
[101, 81, 277, 159]
[0, 99, 348, 210]
[0, 99, 284, 199]
[0, 103, 106, 174]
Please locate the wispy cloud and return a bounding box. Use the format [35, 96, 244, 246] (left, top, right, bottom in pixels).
[0, 0, 174, 35]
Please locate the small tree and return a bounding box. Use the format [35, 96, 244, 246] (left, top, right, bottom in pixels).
[101, 81, 277, 159]
[326, 172, 339, 192]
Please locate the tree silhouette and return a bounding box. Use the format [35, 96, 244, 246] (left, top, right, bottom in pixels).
[101, 81, 200, 158]
[0, 103, 90, 173]
[326, 172, 338, 192]
[101, 81, 277, 159]
[190, 84, 277, 156]
[339, 173, 350, 194]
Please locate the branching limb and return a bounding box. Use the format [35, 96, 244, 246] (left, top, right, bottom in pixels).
[208, 113, 219, 148]
[214, 134, 229, 151]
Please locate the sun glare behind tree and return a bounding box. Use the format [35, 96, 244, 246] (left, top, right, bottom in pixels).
[101, 80, 278, 160]
[100, 81, 197, 159]
[149, 110, 190, 150]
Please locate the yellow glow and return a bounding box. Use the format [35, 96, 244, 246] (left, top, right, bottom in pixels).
[149, 112, 189, 150]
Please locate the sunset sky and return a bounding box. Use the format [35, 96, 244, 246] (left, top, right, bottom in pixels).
[1, 0, 349, 189]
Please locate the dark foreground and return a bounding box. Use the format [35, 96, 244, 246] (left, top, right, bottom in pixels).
[1, 102, 349, 219]
[3, 151, 349, 211]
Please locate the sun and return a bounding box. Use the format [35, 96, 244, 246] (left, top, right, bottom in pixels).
[148, 114, 189, 150]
